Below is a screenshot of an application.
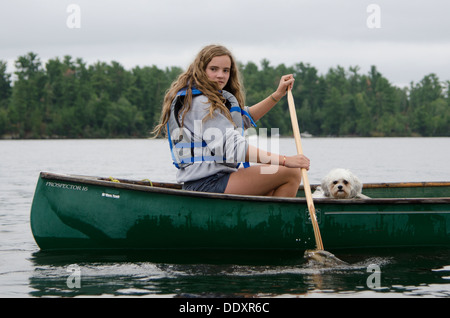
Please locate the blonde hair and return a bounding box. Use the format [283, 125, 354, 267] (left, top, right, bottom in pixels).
[153, 44, 245, 137]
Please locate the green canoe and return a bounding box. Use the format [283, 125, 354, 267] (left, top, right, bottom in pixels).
[30, 172, 450, 251]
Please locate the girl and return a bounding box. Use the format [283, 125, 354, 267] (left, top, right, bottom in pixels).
[153, 45, 310, 197]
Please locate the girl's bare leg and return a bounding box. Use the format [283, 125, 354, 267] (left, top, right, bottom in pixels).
[224, 165, 301, 197]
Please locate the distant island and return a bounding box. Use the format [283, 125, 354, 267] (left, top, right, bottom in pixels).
[0, 52, 448, 139]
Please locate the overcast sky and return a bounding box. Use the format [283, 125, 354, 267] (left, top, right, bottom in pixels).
[1, 0, 450, 87]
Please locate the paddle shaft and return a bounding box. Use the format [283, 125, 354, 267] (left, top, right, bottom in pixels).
[287, 89, 324, 250]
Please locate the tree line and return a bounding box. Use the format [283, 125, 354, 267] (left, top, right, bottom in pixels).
[0, 52, 448, 139]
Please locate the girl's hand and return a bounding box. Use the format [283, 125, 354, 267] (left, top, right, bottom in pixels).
[285, 154, 310, 170]
[273, 74, 295, 101]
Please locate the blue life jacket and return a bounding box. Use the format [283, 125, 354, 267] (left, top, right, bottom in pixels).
[167, 88, 256, 169]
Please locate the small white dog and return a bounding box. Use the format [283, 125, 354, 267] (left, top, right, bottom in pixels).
[312, 168, 370, 199]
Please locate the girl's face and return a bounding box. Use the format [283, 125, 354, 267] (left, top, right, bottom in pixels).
[205, 55, 231, 90]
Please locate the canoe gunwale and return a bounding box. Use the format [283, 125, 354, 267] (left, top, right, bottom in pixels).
[39, 172, 450, 205]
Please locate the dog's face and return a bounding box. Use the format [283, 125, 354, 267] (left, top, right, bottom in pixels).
[329, 178, 354, 198]
[321, 169, 362, 199]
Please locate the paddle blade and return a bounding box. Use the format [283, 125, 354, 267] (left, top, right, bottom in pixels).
[304, 249, 348, 267]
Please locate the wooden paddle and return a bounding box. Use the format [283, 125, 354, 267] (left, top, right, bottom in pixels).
[287, 89, 324, 250]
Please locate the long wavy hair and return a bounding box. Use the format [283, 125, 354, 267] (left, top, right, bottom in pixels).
[153, 45, 245, 137]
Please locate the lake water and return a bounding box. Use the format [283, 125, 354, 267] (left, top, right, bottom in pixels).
[1, 137, 450, 299]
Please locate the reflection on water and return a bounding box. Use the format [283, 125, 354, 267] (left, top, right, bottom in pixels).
[28, 248, 450, 298]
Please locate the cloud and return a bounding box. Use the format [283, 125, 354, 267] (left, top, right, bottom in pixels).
[1, 0, 450, 86]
